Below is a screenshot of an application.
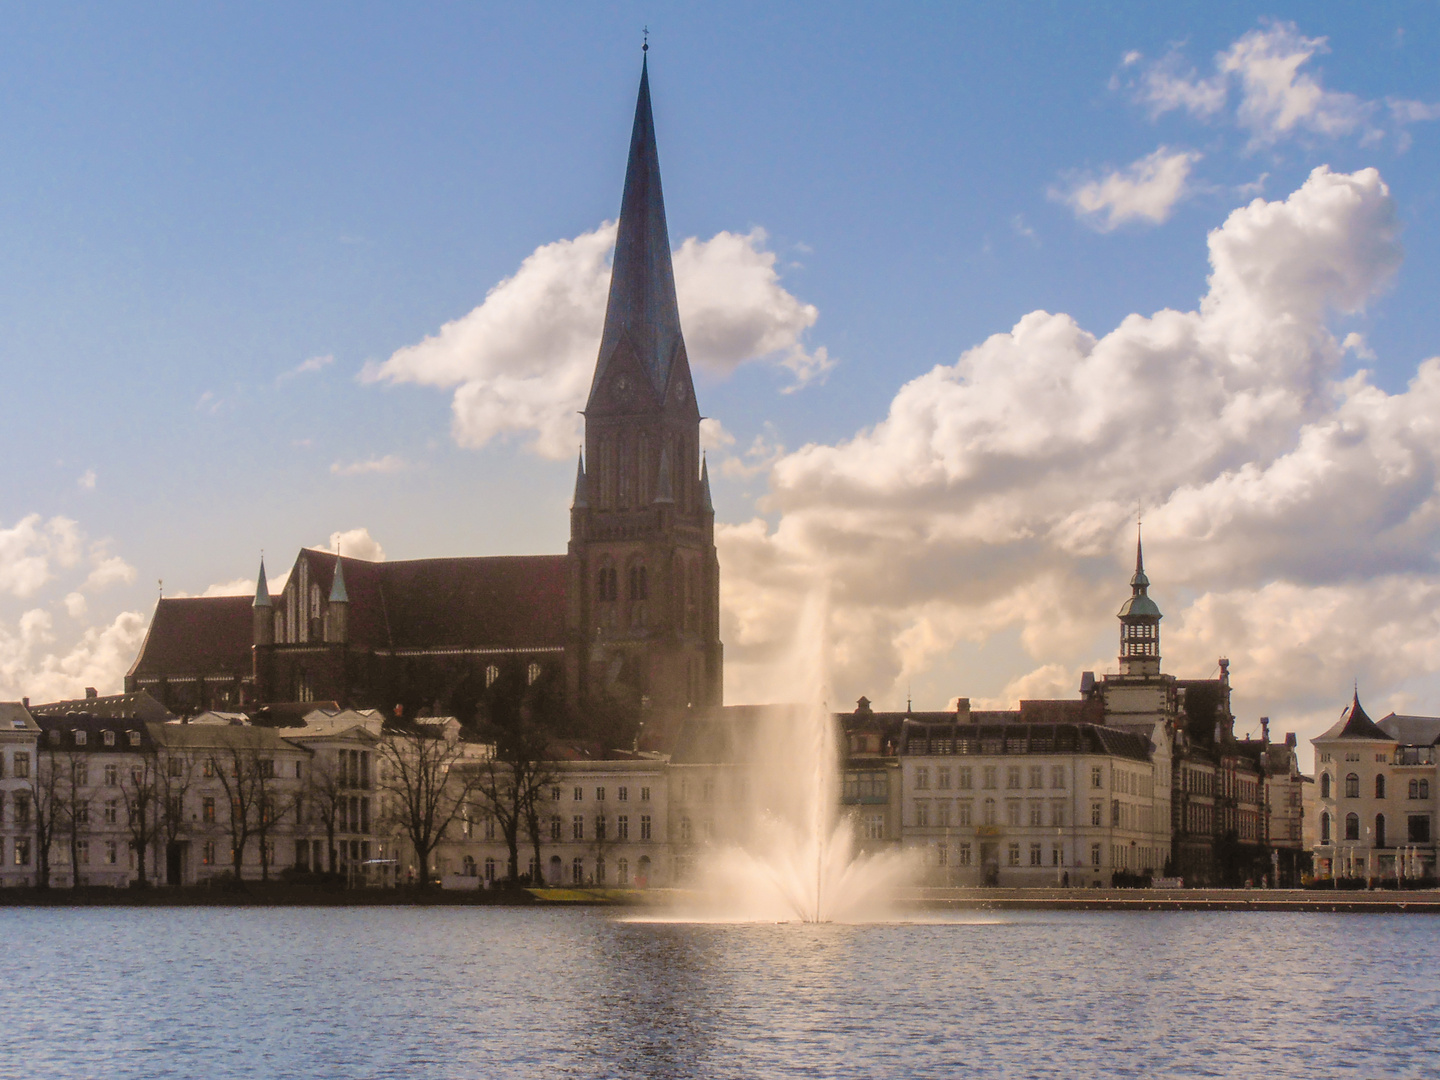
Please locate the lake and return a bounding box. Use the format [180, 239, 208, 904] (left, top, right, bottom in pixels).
[2, 906, 1435, 1079]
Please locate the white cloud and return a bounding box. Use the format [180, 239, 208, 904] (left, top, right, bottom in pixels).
[0, 608, 148, 703]
[325, 527, 385, 562]
[1054, 147, 1201, 230]
[63, 592, 87, 618]
[330, 455, 407, 477]
[198, 577, 255, 598]
[719, 166, 1417, 747]
[1126, 22, 1436, 149]
[0, 515, 86, 598]
[83, 554, 137, 592]
[364, 224, 826, 459]
[278, 353, 336, 383]
[700, 417, 736, 451]
[77, 469, 96, 491]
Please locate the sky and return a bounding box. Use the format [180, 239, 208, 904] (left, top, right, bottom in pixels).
[4, 2, 1440, 754]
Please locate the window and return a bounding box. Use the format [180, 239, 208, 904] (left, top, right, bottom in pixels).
[104, 800, 118, 825]
[914, 767, 930, 791]
[105, 841, 118, 865]
[100, 729, 114, 746]
[936, 843, 949, 868]
[678, 817, 692, 842]
[982, 798, 996, 826]
[1112, 800, 1122, 827]
[574, 787, 583, 801]
[14, 794, 30, 828]
[550, 816, 562, 840]
[865, 814, 884, 840]
[957, 801, 972, 826]
[127, 730, 140, 747]
[958, 767, 973, 791]
[914, 801, 931, 828]
[618, 786, 628, 802]
[76, 840, 89, 866]
[1028, 766, 1043, 789]
[937, 767, 952, 791]
[572, 858, 584, 885]
[640, 814, 652, 841]
[1050, 765, 1065, 790]
[484, 858, 496, 883]
[958, 843, 972, 866]
[1410, 779, 1420, 799]
[1091, 801, 1103, 826]
[595, 816, 607, 841]
[595, 787, 606, 802]
[617, 815, 629, 840]
[1091, 843, 1102, 867]
[1376, 775, 1387, 799]
[527, 662, 542, 686]
[1344, 812, 1360, 841]
[1320, 813, 1331, 843]
[13, 752, 29, 779]
[1007, 843, 1020, 867]
[702, 779, 714, 802]
[202, 798, 215, 824]
[1029, 844, 1042, 866]
[572, 816, 584, 841]
[1051, 802, 1065, 828]
[617, 858, 629, 885]
[551, 787, 562, 801]
[982, 767, 997, 790]
[935, 801, 951, 828]
[1006, 767, 1022, 790]
[1345, 773, 1360, 799]
[1375, 814, 1387, 849]
[1320, 773, 1331, 799]
[14, 838, 31, 866]
[1052, 846, 1062, 867]
[640, 786, 651, 802]
[1409, 815, 1431, 844]
[1029, 802, 1043, 827]
[1006, 801, 1021, 827]
[202, 841, 216, 866]
[485, 664, 500, 687]
[1423, 780, 1432, 800]
[1091, 766, 1103, 789]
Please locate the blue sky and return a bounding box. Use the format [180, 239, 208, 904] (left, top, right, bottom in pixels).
[4, 3, 1440, 742]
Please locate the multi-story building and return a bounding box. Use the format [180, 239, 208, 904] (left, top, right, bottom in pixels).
[1, 702, 40, 888]
[1311, 696, 1438, 883]
[840, 698, 903, 853]
[278, 708, 384, 878]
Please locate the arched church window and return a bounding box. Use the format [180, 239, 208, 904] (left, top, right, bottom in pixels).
[1320, 773, 1331, 799]
[1320, 812, 1330, 843]
[628, 563, 648, 602]
[1344, 812, 1360, 841]
[1375, 775, 1386, 799]
[1345, 773, 1360, 799]
[485, 665, 499, 688]
[527, 662, 542, 686]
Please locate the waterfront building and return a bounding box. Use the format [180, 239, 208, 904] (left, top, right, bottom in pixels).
[841, 698, 903, 853]
[0, 702, 40, 888]
[277, 709, 385, 879]
[123, 54, 722, 723]
[1310, 696, 1438, 882]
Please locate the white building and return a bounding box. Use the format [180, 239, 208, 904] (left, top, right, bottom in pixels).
[1312, 694, 1437, 883]
[0, 702, 40, 888]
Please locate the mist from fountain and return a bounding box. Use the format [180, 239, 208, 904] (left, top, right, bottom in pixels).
[667, 591, 917, 923]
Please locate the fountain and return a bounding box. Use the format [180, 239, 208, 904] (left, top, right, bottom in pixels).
[666, 591, 917, 923]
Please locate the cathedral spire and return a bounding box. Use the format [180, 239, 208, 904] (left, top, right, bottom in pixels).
[587, 53, 688, 407]
[572, 450, 589, 508]
[253, 558, 271, 609]
[328, 555, 349, 604]
[700, 455, 713, 513]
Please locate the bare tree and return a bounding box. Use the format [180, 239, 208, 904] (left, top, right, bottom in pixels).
[155, 749, 197, 886]
[119, 751, 162, 887]
[302, 756, 345, 875]
[252, 757, 294, 883]
[377, 720, 479, 888]
[472, 726, 557, 884]
[56, 747, 92, 889]
[22, 746, 66, 889]
[209, 744, 264, 883]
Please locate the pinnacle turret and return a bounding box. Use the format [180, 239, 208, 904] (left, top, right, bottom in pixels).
[572, 451, 589, 509]
[700, 455, 713, 513]
[329, 556, 349, 604]
[253, 559, 272, 608]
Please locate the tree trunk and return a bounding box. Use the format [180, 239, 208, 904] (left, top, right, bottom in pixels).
[135, 839, 149, 887]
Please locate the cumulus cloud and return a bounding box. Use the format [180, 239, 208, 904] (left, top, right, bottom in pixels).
[364, 224, 825, 458]
[0, 516, 85, 598]
[1054, 147, 1201, 230]
[0, 608, 148, 704]
[330, 455, 407, 477]
[325, 527, 385, 562]
[278, 353, 335, 383]
[720, 166, 1419, 743]
[77, 469, 96, 491]
[1125, 21, 1437, 148]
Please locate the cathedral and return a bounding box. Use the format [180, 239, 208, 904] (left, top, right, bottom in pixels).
[125, 57, 724, 721]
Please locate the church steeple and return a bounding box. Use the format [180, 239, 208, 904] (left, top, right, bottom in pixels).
[586, 54, 693, 411]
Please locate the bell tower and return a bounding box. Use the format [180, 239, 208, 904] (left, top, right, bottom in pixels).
[566, 53, 722, 710]
[1117, 529, 1162, 677]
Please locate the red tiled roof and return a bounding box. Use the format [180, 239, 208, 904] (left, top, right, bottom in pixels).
[127, 596, 253, 679]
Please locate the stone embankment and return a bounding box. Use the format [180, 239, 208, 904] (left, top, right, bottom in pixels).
[904, 887, 1440, 913]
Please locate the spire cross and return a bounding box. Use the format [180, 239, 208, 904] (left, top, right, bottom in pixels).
[642, 26, 649, 52]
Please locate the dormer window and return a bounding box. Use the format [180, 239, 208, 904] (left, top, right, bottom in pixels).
[103, 730, 116, 747]
[127, 730, 140, 747]
[74, 730, 87, 746]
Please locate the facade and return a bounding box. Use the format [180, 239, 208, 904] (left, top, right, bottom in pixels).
[124, 56, 721, 721]
[1, 702, 40, 887]
[840, 699, 903, 853]
[1311, 697, 1438, 883]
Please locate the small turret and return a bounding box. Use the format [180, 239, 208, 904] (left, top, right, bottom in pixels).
[252, 559, 274, 646]
[572, 451, 589, 509]
[327, 556, 349, 644]
[1117, 527, 1162, 676]
[653, 445, 674, 504]
[699, 455, 713, 514]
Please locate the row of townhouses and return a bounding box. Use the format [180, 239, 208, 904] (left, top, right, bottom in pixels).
[2, 548, 1435, 891]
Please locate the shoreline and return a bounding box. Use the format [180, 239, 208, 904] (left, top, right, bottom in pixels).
[3, 884, 1439, 912]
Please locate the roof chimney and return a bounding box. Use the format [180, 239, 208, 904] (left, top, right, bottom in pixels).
[85, 687, 98, 700]
[21, 696, 29, 708]
[1285, 732, 1297, 748]
[1260, 716, 1270, 744]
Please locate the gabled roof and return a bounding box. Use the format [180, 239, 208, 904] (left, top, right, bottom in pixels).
[127, 595, 254, 680]
[30, 689, 173, 722]
[1317, 692, 1393, 741]
[0, 702, 38, 733]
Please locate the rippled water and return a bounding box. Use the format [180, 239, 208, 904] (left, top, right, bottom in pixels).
[2, 906, 1436, 1079]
